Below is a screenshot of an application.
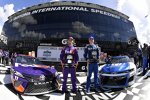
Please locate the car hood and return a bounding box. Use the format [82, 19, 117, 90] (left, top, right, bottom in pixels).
[100, 62, 134, 73]
[13, 64, 56, 76]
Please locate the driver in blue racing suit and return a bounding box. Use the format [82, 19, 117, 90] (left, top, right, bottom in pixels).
[84, 36, 100, 93]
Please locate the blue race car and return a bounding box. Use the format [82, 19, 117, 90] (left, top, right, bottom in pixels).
[99, 56, 136, 88]
[10, 55, 60, 95]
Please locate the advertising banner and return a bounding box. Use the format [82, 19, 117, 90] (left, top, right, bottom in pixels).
[37, 46, 87, 62]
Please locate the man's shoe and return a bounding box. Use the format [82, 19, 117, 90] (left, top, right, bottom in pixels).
[86, 89, 91, 94]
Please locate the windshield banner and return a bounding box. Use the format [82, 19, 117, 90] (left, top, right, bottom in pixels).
[37, 46, 86, 62]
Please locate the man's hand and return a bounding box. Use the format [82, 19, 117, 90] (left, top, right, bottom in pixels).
[87, 59, 90, 64]
[61, 61, 64, 69]
[74, 62, 78, 68]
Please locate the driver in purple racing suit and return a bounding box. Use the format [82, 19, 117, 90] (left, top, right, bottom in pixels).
[60, 37, 79, 93]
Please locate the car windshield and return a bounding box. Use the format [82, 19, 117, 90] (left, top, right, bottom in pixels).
[110, 56, 130, 64]
[16, 56, 43, 65]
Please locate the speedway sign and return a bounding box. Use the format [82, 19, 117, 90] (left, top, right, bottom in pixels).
[10, 6, 120, 21]
[37, 46, 86, 62]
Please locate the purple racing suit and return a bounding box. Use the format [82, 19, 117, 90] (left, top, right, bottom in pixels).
[60, 45, 79, 92]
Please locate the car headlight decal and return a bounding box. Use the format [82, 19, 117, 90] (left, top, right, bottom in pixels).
[124, 68, 134, 73]
[99, 68, 134, 74]
[128, 68, 134, 72]
[15, 71, 24, 78]
[118, 68, 134, 73]
[99, 71, 110, 74]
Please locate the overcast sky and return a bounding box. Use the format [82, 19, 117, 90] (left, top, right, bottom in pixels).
[0, 0, 150, 44]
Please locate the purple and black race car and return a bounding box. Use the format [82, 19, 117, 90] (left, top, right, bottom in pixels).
[10, 54, 60, 95]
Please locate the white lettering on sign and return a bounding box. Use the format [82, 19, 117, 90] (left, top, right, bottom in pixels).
[62, 39, 68, 45]
[11, 6, 121, 21]
[13, 12, 31, 21]
[91, 9, 120, 19]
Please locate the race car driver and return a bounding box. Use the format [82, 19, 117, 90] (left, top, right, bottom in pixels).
[0, 49, 4, 64]
[60, 37, 79, 93]
[84, 36, 100, 93]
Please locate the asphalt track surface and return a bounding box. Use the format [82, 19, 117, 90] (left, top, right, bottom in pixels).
[0, 65, 150, 100]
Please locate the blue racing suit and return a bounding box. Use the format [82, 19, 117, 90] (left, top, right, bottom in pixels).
[84, 44, 100, 90]
[142, 46, 149, 75]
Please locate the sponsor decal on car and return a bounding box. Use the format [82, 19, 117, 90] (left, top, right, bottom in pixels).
[34, 81, 52, 85]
